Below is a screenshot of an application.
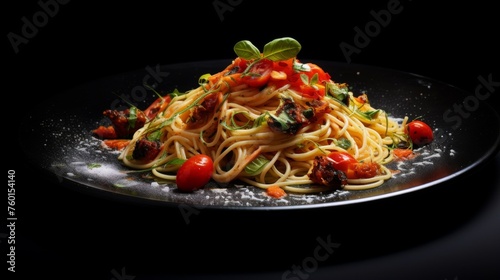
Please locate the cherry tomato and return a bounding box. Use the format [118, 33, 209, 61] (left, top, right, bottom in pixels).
[406, 120, 434, 146]
[176, 154, 214, 192]
[233, 57, 249, 73]
[326, 151, 380, 179]
[306, 63, 331, 82]
[144, 95, 171, 120]
[326, 151, 358, 174]
[241, 59, 273, 88]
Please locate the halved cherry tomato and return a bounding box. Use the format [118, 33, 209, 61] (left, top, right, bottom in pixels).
[326, 151, 380, 179]
[326, 151, 358, 174]
[406, 120, 434, 146]
[176, 154, 214, 192]
[144, 95, 171, 120]
[241, 59, 273, 88]
[306, 63, 331, 82]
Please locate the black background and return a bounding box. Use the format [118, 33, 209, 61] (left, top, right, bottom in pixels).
[4, 1, 500, 279]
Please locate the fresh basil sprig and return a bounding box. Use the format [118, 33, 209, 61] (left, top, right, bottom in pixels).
[234, 37, 302, 62]
[233, 40, 261, 60]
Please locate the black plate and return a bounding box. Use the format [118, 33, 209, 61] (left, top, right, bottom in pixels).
[19, 60, 500, 209]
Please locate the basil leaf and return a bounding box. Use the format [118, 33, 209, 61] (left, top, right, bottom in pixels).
[147, 129, 162, 141]
[327, 82, 349, 103]
[234, 40, 261, 60]
[165, 158, 186, 166]
[294, 61, 310, 72]
[300, 73, 309, 85]
[253, 112, 268, 128]
[221, 111, 252, 130]
[128, 106, 137, 129]
[262, 37, 301, 61]
[336, 137, 352, 150]
[245, 155, 270, 176]
[87, 163, 101, 169]
[358, 109, 380, 120]
[310, 73, 319, 85]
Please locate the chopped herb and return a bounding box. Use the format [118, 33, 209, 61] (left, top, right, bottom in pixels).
[221, 111, 252, 130]
[335, 137, 352, 150]
[357, 109, 380, 120]
[128, 106, 137, 129]
[165, 158, 186, 166]
[245, 155, 270, 176]
[253, 113, 268, 128]
[170, 88, 185, 98]
[147, 129, 162, 141]
[87, 163, 101, 169]
[326, 82, 349, 103]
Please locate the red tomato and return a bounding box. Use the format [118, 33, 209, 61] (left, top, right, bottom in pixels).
[297, 83, 326, 99]
[326, 151, 358, 174]
[288, 63, 330, 99]
[406, 120, 434, 146]
[306, 63, 331, 82]
[241, 59, 274, 88]
[326, 151, 381, 179]
[233, 57, 249, 72]
[176, 154, 214, 192]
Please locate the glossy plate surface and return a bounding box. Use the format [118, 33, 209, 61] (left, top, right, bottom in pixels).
[19, 60, 500, 209]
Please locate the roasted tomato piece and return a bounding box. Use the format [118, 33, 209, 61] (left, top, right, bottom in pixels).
[102, 108, 147, 139]
[187, 92, 221, 129]
[92, 125, 117, 139]
[309, 156, 347, 190]
[144, 95, 171, 120]
[326, 151, 358, 174]
[132, 138, 162, 162]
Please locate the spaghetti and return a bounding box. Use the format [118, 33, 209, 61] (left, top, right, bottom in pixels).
[99, 37, 422, 194]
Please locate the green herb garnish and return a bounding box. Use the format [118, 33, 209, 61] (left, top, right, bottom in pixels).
[244, 155, 270, 176]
